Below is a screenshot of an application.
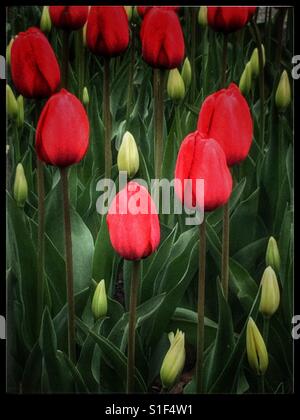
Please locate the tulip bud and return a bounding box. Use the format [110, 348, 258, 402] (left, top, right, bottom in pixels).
[181, 57, 192, 89]
[6, 85, 18, 120]
[275, 70, 291, 111]
[167, 69, 185, 102]
[117, 131, 139, 178]
[40, 6, 52, 34]
[160, 330, 185, 389]
[13, 163, 28, 208]
[82, 86, 89, 107]
[246, 317, 269, 376]
[239, 61, 252, 96]
[6, 38, 14, 67]
[124, 6, 132, 22]
[91, 279, 107, 319]
[265, 236, 281, 272]
[198, 6, 208, 27]
[82, 22, 87, 47]
[250, 45, 266, 78]
[17, 95, 24, 127]
[259, 266, 280, 318]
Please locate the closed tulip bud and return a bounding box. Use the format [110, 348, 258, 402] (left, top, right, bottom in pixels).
[13, 163, 28, 208]
[117, 131, 139, 178]
[167, 69, 185, 102]
[160, 330, 185, 390]
[40, 6, 52, 34]
[246, 317, 268, 375]
[107, 182, 160, 261]
[250, 45, 266, 78]
[49, 6, 89, 30]
[275, 70, 291, 111]
[266, 236, 281, 272]
[36, 89, 89, 167]
[6, 85, 18, 119]
[124, 6, 132, 22]
[6, 38, 14, 67]
[197, 83, 253, 166]
[259, 266, 280, 318]
[82, 86, 89, 106]
[198, 6, 208, 27]
[181, 57, 192, 89]
[91, 279, 108, 319]
[239, 62, 252, 96]
[17, 95, 24, 127]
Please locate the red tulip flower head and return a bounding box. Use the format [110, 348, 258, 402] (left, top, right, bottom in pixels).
[175, 131, 232, 212]
[197, 83, 253, 166]
[86, 6, 129, 57]
[107, 182, 160, 260]
[11, 27, 60, 98]
[140, 8, 185, 69]
[207, 6, 257, 33]
[49, 6, 89, 30]
[137, 6, 181, 18]
[36, 89, 89, 167]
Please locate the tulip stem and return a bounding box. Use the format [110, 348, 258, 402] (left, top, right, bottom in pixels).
[103, 57, 112, 179]
[196, 215, 206, 394]
[259, 375, 265, 393]
[251, 21, 265, 149]
[36, 157, 45, 334]
[221, 34, 228, 88]
[190, 7, 197, 102]
[153, 68, 165, 179]
[62, 30, 70, 90]
[60, 167, 76, 363]
[263, 316, 270, 346]
[127, 259, 140, 394]
[221, 202, 230, 300]
[126, 23, 136, 122]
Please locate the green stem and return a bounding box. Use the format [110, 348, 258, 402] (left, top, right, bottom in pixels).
[127, 260, 140, 393]
[221, 34, 228, 88]
[259, 375, 265, 393]
[202, 26, 209, 96]
[263, 316, 270, 347]
[14, 124, 20, 165]
[76, 30, 85, 99]
[196, 216, 206, 394]
[251, 20, 265, 149]
[221, 202, 230, 300]
[126, 24, 136, 122]
[190, 7, 197, 102]
[36, 157, 45, 334]
[60, 167, 76, 363]
[62, 30, 70, 90]
[153, 69, 165, 179]
[275, 8, 287, 69]
[103, 57, 112, 179]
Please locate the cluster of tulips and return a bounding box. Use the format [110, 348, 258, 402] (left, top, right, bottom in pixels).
[6, 5, 293, 394]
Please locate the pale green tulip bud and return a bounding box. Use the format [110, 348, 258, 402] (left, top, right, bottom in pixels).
[82, 87, 89, 107]
[265, 236, 281, 272]
[91, 280, 108, 319]
[181, 57, 192, 89]
[124, 6, 132, 22]
[13, 163, 28, 208]
[117, 131, 139, 178]
[17, 95, 24, 128]
[160, 330, 185, 390]
[40, 6, 51, 34]
[250, 45, 266, 78]
[6, 85, 18, 120]
[198, 6, 208, 27]
[239, 62, 252, 96]
[275, 70, 291, 111]
[259, 266, 280, 318]
[246, 317, 269, 376]
[6, 38, 14, 67]
[167, 69, 185, 102]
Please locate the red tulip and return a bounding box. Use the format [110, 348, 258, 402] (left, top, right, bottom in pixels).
[107, 182, 160, 260]
[36, 89, 89, 167]
[49, 6, 89, 30]
[86, 6, 129, 57]
[197, 83, 253, 166]
[137, 6, 181, 18]
[175, 131, 232, 212]
[140, 8, 185, 69]
[11, 27, 60, 99]
[207, 6, 257, 33]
